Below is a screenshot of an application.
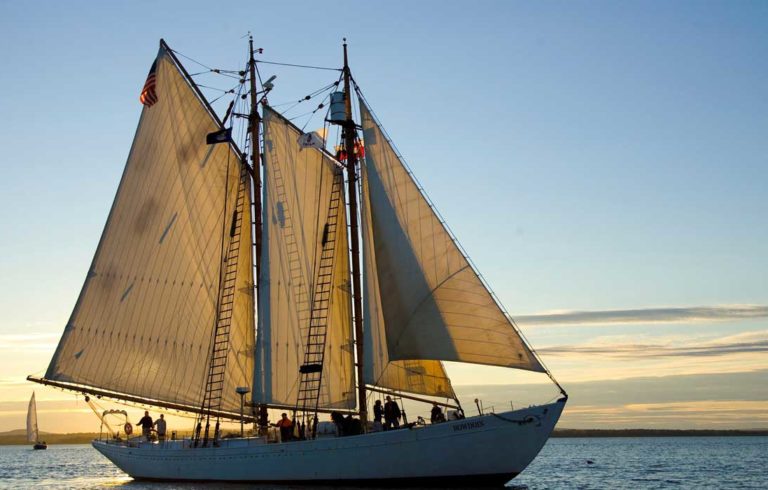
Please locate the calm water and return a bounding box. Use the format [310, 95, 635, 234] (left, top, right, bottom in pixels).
[0, 437, 765, 489]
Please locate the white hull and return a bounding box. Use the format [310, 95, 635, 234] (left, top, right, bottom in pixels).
[92, 398, 565, 486]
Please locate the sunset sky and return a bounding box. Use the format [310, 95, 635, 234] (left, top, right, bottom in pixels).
[0, 1, 766, 433]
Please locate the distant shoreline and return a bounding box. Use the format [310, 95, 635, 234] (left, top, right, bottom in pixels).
[552, 428, 768, 438]
[1, 428, 766, 445]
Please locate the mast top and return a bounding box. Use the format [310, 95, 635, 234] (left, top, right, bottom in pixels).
[343, 39, 349, 74]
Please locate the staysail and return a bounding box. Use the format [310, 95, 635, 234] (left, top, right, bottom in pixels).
[27, 392, 38, 443]
[41, 42, 255, 415]
[358, 100, 545, 376]
[361, 165, 455, 398]
[254, 106, 356, 410]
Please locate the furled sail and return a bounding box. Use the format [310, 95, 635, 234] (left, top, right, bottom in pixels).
[254, 106, 356, 410]
[359, 100, 544, 373]
[27, 392, 38, 443]
[43, 42, 255, 415]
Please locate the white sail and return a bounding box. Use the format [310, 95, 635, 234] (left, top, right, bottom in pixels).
[254, 106, 356, 410]
[361, 161, 455, 398]
[359, 100, 544, 372]
[27, 392, 38, 443]
[44, 43, 255, 414]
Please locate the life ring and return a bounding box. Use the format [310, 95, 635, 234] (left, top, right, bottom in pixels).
[124, 423, 133, 435]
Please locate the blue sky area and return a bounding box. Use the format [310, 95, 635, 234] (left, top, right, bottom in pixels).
[0, 1, 766, 431]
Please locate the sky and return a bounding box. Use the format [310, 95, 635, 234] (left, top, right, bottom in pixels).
[0, 0, 766, 433]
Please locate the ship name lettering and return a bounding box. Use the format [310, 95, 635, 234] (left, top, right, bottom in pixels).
[453, 420, 485, 432]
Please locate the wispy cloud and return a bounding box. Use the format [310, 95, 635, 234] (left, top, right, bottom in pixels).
[453, 371, 768, 429]
[0, 377, 32, 387]
[516, 304, 768, 327]
[622, 400, 768, 414]
[0, 332, 58, 352]
[538, 330, 768, 359]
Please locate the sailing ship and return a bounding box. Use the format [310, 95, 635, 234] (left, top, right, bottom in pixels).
[28, 38, 567, 485]
[27, 392, 47, 450]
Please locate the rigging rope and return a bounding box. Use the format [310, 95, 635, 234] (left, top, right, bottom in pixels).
[257, 59, 341, 71]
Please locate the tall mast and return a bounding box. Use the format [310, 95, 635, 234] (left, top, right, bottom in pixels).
[249, 36, 263, 284]
[342, 39, 367, 426]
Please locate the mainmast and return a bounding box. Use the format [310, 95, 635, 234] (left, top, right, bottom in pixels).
[248, 36, 263, 283]
[342, 40, 367, 426]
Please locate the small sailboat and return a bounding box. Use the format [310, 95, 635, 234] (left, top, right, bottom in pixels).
[28, 38, 567, 485]
[27, 392, 47, 450]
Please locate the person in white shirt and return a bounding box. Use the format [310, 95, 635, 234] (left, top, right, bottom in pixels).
[154, 414, 167, 442]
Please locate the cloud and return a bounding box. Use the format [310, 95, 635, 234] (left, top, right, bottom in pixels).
[515, 304, 768, 327]
[0, 377, 31, 387]
[538, 330, 768, 359]
[453, 371, 768, 429]
[622, 400, 768, 414]
[0, 332, 58, 352]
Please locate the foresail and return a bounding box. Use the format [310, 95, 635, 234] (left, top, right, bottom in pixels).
[44, 43, 255, 415]
[27, 392, 38, 443]
[359, 100, 544, 373]
[255, 106, 355, 410]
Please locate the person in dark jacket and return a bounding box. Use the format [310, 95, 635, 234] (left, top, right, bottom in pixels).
[430, 403, 445, 423]
[137, 411, 153, 440]
[373, 399, 384, 431]
[383, 396, 401, 430]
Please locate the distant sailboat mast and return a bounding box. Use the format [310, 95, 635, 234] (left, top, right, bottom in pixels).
[27, 392, 39, 444]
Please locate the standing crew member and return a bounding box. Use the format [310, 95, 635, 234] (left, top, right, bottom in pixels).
[383, 396, 401, 430]
[274, 413, 293, 442]
[154, 414, 167, 442]
[373, 400, 384, 431]
[136, 411, 153, 441]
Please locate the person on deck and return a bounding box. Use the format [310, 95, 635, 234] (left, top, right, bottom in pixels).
[154, 414, 167, 442]
[431, 403, 446, 423]
[274, 413, 293, 442]
[383, 396, 401, 430]
[373, 400, 384, 431]
[137, 411, 153, 441]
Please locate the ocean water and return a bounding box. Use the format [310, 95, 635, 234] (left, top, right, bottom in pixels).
[0, 437, 765, 489]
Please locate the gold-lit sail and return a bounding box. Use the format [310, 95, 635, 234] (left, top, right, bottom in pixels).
[43, 43, 254, 415]
[254, 106, 356, 410]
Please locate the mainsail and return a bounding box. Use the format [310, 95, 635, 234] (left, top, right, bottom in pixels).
[27, 392, 38, 443]
[254, 106, 356, 410]
[358, 100, 545, 376]
[42, 42, 255, 415]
